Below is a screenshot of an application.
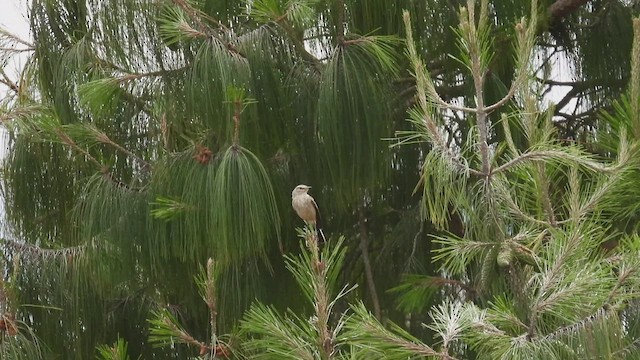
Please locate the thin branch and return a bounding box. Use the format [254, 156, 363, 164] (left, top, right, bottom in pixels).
[429, 277, 478, 296]
[278, 22, 321, 66]
[491, 149, 624, 175]
[92, 128, 152, 171]
[535, 163, 557, 226]
[0, 238, 85, 259]
[358, 205, 381, 320]
[540, 78, 625, 111]
[357, 317, 458, 360]
[56, 129, 102, 169]
[402, 12, 483, 177]
[336, 0, 345, 45]
[612, 333, 640, 358]
[403, 218, 424, 272]
[232, 99, 241, 146]
[543, 306, 610, 341]
[463, 1, 490, 176]
[484, 83, 518, 113]
[0, 68, 19, 94]
[0, 28, 34, 48]
[55, 129, 140, 191]
[172, 0, 246, 59]
[0, 46, 34, 53]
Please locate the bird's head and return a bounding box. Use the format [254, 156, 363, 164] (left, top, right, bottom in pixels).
[292, 184, 311, 197]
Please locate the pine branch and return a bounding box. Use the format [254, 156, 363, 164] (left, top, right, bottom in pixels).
[54, 127, 144, 191]
[82, 125, 152, 171]
[172, 0, 246, 58]
[402, 11, 484, 178]
[485, 15, 536, 114]
[345, 303, 456, 360]
[630, 18, 640, 137]
[242, 234, 352, 358]
[460, 1, 491, 175]
[534, 163, 557, 226]
[542, 306, 611, 341]
[490, 149, 625, 175]
[305, 230, 334, 359]
[203, 258, 218, 356]
[0, 68, 19, 94]
[275, 20, 321, 66]
[0, 238, 85, 260]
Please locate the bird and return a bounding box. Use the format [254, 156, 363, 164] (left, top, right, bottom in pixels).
[291, 184, 326, 242]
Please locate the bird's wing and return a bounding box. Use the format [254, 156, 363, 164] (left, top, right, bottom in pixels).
[310, 196, 326, 242]
[310, 196, 320, 224]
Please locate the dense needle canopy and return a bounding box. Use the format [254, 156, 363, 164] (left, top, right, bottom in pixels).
[1, 0, 640, 359]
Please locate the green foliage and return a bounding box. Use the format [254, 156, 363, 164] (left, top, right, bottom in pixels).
[240, 234, 354, 359]
[388, 274, 441, 313]
[344, 302, 443, 359]
[2, 0, 640, 358]
[96, 337, 135, 360]
[212, 144, 281, 263]
[317, 34, 401, 208]
[0, 322, 46, 360]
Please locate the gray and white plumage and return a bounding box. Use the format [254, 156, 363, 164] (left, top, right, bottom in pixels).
[292, 184, 325, 241]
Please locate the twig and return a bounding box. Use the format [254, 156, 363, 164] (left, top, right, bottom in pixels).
[358, 205, 381, 320]
[172, 0, 246, 59]
[0, 28, 34, 48]
[232, 99, 241, 146]
[0, 238, 85, 260]
[0, 68, 19, 94]
[429, 276, 478, 297]
[462, 1, 490, 176]
[56, 129, 103, 169]
[336, 0, 345, 45]
[92, 128, 152, 171]
[402, 12, 484, 178]
[55, 129, 139, 191]
[205, 258, 218, 357]
[535, 163, 557, 226]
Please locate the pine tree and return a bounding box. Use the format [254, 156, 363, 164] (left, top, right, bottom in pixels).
[0, 0, 639, 359]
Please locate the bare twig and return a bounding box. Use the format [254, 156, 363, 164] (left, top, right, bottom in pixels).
[0, 70, 19, 94]
[336, 0, 345, 45]
[55, 129, 140, 191]
[358, 205, 381, 320]
[90, 127, 152, 171]
[172, 0, 246, 59]
[0, 238, 85, 260]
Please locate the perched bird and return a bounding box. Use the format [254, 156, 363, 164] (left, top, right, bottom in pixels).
[291, 184, 326, 242]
